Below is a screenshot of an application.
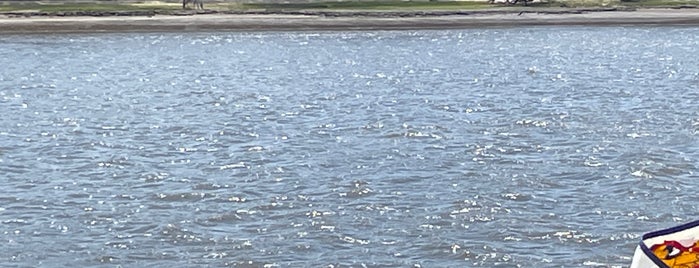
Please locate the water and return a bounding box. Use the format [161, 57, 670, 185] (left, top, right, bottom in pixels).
[1, 27, 699, 267]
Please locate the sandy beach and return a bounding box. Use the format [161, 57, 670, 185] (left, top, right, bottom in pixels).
[1, 8, 699, 33]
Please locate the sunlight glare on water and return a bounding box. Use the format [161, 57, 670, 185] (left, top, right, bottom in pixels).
[1, 27, 699, 266]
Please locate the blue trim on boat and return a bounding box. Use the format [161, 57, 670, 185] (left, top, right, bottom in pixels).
[639, 240, 670, 268]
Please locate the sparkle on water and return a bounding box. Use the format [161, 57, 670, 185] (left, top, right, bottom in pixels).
[1, 27, 699, 267]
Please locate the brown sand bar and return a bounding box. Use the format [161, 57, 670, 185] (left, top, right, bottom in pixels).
[1, 8, 699, 33]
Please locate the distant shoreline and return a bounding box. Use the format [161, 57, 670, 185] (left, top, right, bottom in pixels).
[1, 8, 699, 33]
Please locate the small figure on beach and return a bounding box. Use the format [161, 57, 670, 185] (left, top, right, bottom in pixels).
[183, 0, 204, 9]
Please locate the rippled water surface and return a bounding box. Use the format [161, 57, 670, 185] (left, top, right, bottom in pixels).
[2, 27, 699, 267]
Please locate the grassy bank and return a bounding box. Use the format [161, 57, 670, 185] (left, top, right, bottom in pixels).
[242, 1, 492, 11]
[240, 0, 699, 10]
[0, 1, 247, 12]
[0, 0, 697, 13]
[0, 2, 173, 12]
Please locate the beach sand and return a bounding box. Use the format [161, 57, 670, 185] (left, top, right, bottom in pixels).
[1, 8, 699, 33]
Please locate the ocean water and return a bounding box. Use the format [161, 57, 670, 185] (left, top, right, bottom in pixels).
[1, 27, 699, 267]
